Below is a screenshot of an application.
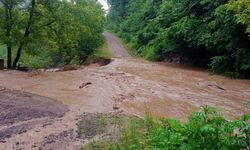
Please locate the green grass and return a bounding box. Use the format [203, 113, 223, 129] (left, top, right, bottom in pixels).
[81, 141, 116, 150]
[93, 40, 112, 59]
[0, 46, 54, 69]
[19, 51, 53, 69]
[0, 45, 6, 59]
[0, 45, 7, 66]
[1, 41, 112, 69]
[86, 39, 112, 64]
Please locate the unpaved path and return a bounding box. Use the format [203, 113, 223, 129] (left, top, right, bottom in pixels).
[103, 31, 130, 58]
[0, 32, 250, 149]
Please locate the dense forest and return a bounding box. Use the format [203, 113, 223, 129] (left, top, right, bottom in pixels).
[107, 0, 250, 78]
[0, 0, 105, 69]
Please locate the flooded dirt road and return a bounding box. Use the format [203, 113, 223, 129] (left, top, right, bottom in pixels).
[0, 32, 250, 149]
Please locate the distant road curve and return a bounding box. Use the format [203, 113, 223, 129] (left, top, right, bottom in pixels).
[103, 31, 131, 58]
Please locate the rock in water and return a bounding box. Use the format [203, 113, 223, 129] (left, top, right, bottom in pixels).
[79, 82, 92, 88]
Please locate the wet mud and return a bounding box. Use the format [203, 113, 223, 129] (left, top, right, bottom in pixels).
[0, 89, 68, 126]
[0, 88, 68, 143]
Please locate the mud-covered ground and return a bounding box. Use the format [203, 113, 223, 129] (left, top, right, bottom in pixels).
[0, 32, 250, 149]
[0, 88, 68, 126]
[0, 88, 69, 148]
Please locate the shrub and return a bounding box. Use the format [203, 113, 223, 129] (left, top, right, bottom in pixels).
[117, 106, 250, 150]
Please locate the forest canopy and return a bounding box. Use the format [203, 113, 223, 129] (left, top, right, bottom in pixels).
[0, 0, 105, 69]
[107, 0, 250, 78]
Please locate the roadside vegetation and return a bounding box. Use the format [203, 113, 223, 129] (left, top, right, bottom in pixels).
[87, 39, 112, 61]
[0, 45, 6, 60]
[107, 0, 250, 78]
[81, 107, 250, 150]
[85, 38, 112, 66]
[0, 0, 105, 69]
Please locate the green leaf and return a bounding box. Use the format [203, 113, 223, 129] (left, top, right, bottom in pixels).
[167, 118, 183, 132]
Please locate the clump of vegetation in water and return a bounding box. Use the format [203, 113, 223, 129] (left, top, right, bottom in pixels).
[82, 107, 250, 150]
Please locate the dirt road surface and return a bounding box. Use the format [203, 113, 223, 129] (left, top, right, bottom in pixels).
[0, 32, 250, 149]
[103, 31, 130, 58]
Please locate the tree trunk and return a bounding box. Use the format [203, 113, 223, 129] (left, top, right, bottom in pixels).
[12, 42, 24, 69]
[4, 1, 14, 69]
[12, 0, 36, 69]
[7, 46, 12, 68]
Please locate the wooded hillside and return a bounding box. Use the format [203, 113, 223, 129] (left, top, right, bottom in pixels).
[107, 0, 250, 78]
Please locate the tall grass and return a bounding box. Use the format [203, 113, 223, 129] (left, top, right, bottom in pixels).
[93, 40, 112, 59]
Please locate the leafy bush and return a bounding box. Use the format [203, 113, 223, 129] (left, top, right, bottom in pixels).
[19, 51, 53, 69]
[117, 106, 250, 150]
[210, 56, 232, 74]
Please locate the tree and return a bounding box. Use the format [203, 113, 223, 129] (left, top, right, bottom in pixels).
[12, 0, 35, 68]
[0, 0, 105, 69]
[227, 0, 250, 36]
[0, 0, 15, 68]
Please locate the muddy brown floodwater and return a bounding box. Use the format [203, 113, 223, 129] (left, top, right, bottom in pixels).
[0, 32, 250, 149]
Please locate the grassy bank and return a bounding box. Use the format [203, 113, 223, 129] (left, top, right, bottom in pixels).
[81, 106, 250, 150]
[86, 39, 112, 64]
[93, 39, 112, 59]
